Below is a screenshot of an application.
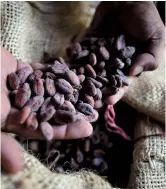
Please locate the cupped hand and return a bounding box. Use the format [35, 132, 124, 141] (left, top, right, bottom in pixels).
[86, 2, 165, 104]
[1, 47, 93, 174]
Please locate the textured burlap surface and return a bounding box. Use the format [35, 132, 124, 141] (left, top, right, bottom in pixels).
[1, 1, 165, 189]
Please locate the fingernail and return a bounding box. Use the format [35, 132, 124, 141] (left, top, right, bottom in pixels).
[131, 66, 143, 76]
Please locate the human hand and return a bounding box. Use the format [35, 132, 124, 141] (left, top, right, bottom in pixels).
[86, 2, 165, 105]
[1, 47, 93, 173]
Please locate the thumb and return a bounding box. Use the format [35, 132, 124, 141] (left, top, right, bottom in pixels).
[1, 133, 24, 174]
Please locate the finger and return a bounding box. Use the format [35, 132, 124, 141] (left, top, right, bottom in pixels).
[104, 77, 133, 105]
[5, 107, 93, 140]
[30, 62, 47, 71]
[129, 27, 165, 76]
[1, 133, 24, 174]
[129, 53, 156, 76]
[52, 119, 93, 140]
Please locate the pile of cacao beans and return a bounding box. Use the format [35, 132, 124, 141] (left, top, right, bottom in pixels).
[7, 35, 136, 141]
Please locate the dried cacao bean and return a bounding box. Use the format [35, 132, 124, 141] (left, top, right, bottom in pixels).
[65, 89, 79, 104]
[76, 101, 94, 115]
[8, 72, 20, 90]
[40, 122, 54, 141]
[54, 110, 77, 124]
[32, 78, 44, 96]
[99, 46, 110, 60]
[45, 72, 57, 80]
[26, 112, 38, 130]
[84, 95, 95, 107]
[94, 88, 102, 100]
[78, 67, 85, 75]
[49, 61, 69, 75]
[84, 109, 99, 123]
[76, 148, 84, 163]
[45, 78, 56, 96]
[17, 66, 33, 84]
[109, 75, 117, 87]
[125, 58, 131, 67]
[120, 46, 135, 58]
[114, 58, 125, 69]
[56, 79, 73, 94]
[97, 38, 106, 47]
[26, 96, 44, 112]
[78, 75, 85, 83]
[89, 53, 97, 66]
[40, 106, 56, 122]
[65, 70, 80, 86]
[85, 80, 97, 97]
[95, 61, 105, 71]
[115, 35, 126, 51]
[87, 77, 103, 88]
[40, 97, 52, 112]
[15, 83, 31, 108]
[76, 50, 89, 60]
[19, 106, 31, 124]
[53, 92, 65, 107]
[60, 100, 76, 113]
[96, 76, 109, 84]
[85, 64, 96, 78]
[114, 75, 122, 88]
[29, 70, 43, 81]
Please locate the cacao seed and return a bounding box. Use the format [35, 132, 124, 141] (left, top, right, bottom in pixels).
[40, 122, 54, 141]
[32, 78, 44, 96]
[8, 73, 20, 90]
[56, 79, 73, 94]
[53, 92, 65, 107]
[45, 78, 56, 96]
[26, 96, 44, 112]
[17, 66, 33, 84]
[29, 70, 43, 81]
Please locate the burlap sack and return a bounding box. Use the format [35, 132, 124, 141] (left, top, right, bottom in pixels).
[1, 1, 165, 189]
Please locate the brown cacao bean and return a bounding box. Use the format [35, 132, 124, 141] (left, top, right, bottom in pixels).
[83, 109, 99, 123]
[109, 75, 117, 87]
[45, 72, 57, 80]
[76, 50, 89, 60]
[89, 53, 97, 66]
[87, 77, 103, 88]
[57, 57, 66, 64]
[78, 67, 85, 75]
[96, 76, 109, 84]
[114, 75, 122, 88]
[95, 61, 105, 71]
[60, 100, 76, 113]
[76, 101, 94, 115]
[40, 106, 56, 122]
[94, 88, 102, 100]
[125, 58, 131, 67]
[49, 61, 69, 75]
[97, 38, 106, 47]
[103, 87, 119, 96]
[15, 83, 31, 108]
[120, 46, 135, 58]
[8, 72, 20, 90]
[85, 80, 97, 97]
[17, 66, 33, 84]
[114, 58, 125, 69]
[53, 92, 65, 107]
[99, 46, 110, 60]
[115, 35, 126, 51]
[84, 95, 95, 107]
[45, 78, 56, 96]
[54, 110, 77, 124]
[29, 70, 43, 81]
[26, 112, 38, 130]
[40, 97, 52, 112]
[67, 89, 79, 104]
[26, 96, 44, 112]
[32, 78, 44, 96]
[78, 75, 85, 83]
[85, 64, 96, 78]
[40, 122, 54, 141]
[56, 79, 73, 94]
[65, 70, 80, 86]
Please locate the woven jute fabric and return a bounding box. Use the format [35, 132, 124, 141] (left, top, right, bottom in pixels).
[1, 1, 165, 189]
[127, 114, 165, 189]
